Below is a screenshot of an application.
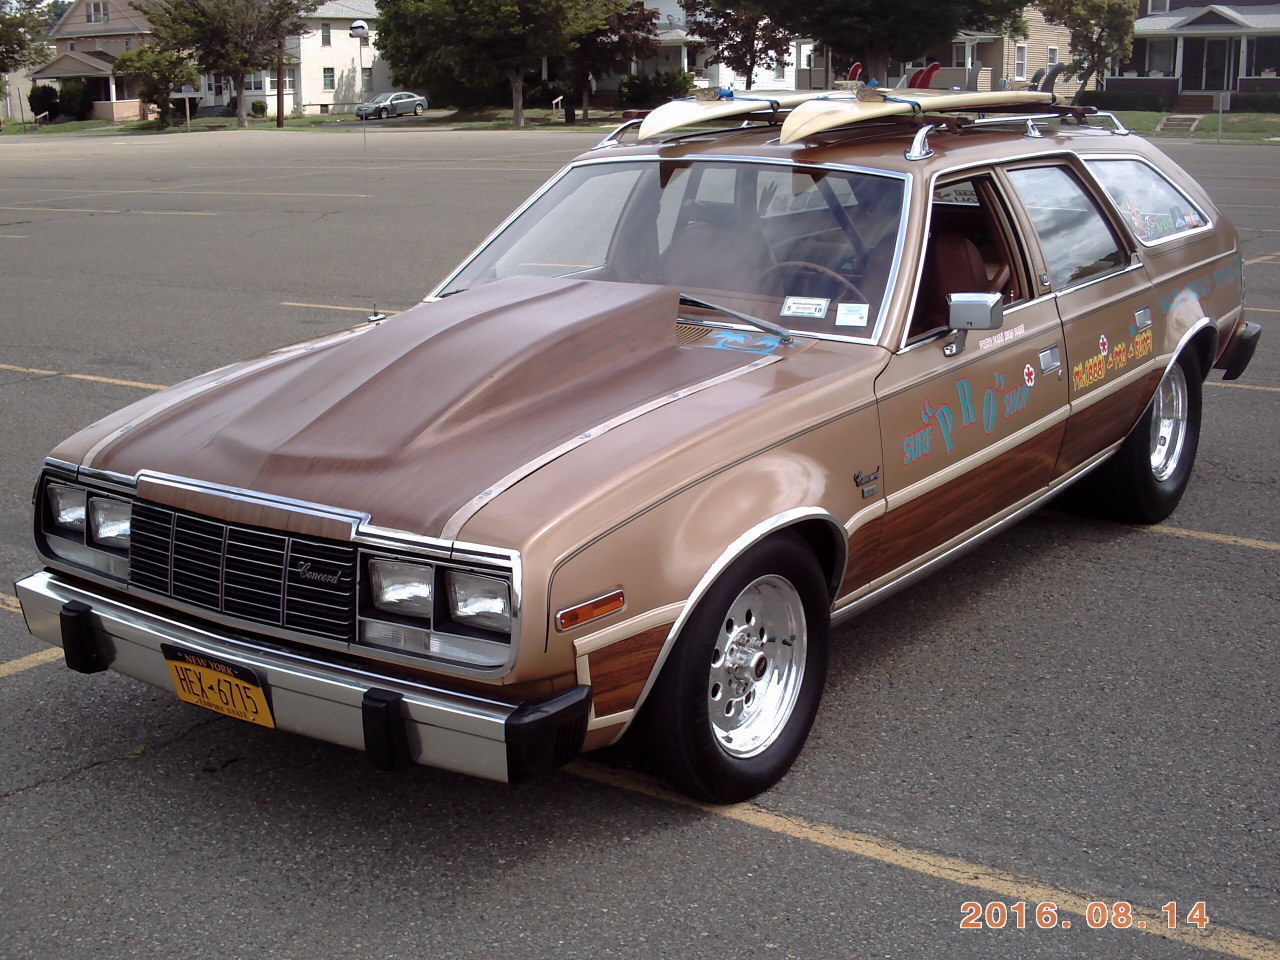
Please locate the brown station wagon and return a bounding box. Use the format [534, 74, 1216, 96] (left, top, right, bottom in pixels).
[16, 91, 1261, 802]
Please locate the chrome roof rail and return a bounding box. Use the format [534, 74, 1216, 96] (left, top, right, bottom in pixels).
[593, 118, 641, 149]
[905, 123, 935, 161]
[1090, 110, 1130, 135]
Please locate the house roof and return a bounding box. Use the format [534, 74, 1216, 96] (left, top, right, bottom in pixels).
[30, 49, 114, 79]
[310, 0, 377, 18]
[1135, 2, 1280, 34]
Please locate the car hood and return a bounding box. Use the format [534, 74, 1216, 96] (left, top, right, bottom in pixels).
[71, 276, 783, 539]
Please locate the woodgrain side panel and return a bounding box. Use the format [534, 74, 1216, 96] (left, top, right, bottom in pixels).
[587, 623, 672, 716]
[1055, 371, 1161, 475]
[841, 426, 1065, 595]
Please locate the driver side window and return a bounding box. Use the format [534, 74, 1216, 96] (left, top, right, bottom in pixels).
[909, 175, 1025, 342]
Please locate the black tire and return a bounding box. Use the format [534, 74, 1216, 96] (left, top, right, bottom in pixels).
[639, 533, 830, 803]
[414, 103, 424, 116]
[377, 107, 388, 120]
[1069, 350, 1203, 524]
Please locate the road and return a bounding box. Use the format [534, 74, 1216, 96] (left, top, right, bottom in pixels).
[0, 128, 1276, 960]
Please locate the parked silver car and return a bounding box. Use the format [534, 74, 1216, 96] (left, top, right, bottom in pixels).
[356, 91, 428, 119]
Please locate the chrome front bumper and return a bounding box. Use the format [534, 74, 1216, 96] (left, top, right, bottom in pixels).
[14, 570, 589, 784]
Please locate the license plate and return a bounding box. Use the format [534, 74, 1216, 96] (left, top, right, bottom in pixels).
[161, 644, 275, 728]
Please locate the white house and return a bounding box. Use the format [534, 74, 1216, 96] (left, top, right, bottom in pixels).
[197, 0, 393, 117]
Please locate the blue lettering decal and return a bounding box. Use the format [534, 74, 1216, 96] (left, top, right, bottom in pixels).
[955, 379, 976, 427]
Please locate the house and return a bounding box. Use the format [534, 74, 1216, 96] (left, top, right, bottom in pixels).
[624, 2, 1077, 94]
[194, 0, 393, 117]
[30, 0, 151, 121]
[29, 0, 392, 122]
[1107, 0, 1280, 111]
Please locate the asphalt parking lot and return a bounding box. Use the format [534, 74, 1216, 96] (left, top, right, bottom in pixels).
[0, 127, 1277, 960]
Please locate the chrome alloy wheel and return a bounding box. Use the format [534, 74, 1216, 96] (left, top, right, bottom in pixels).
[708, 574, 807, 758]
[1150, 362, 1189, 481]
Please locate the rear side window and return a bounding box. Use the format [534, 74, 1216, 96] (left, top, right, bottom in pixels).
[1006, 166, 1127, 288]
[1085, 159, 1207, 244]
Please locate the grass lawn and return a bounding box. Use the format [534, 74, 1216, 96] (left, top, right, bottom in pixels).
[0, 113, 336, 135]
[1112, 110, 1280, 141]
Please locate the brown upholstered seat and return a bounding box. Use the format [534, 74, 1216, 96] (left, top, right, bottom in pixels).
[911, 232, 989, 338]
[659, 216, 776, 295]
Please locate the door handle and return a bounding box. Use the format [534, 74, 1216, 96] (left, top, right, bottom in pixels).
[1039, 344, 1061, 373]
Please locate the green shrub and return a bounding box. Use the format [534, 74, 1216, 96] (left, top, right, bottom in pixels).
[223, 94, 238, 117]
[28, 83, 59, 120]
[250, 98, 267, 118]
[1078, 89, 1175, 112]
[57, 78, 94, 119]
[619, 70, 699, 109]
[655, 68, 695, 102]
[1232, 92, 1280, 113]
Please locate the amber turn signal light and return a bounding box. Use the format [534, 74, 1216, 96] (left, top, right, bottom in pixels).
[556, 589, 625, 631]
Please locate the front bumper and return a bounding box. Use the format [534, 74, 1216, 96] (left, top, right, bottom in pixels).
[14, 570, 589, 784]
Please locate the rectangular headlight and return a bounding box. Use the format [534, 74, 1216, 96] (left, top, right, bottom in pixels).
[88, 497, 131, 549]
[368, 558, 434, 619]
[444, 570, 511, 634]
[47, 483, 87, 533]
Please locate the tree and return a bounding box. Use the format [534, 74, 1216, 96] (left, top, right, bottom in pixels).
[42, 0, 72, 28]
[1037, 0, 1137, 103]
[375, 0, 621, 127]
[679, 0, 792, 90]
[133, 0, 320, 128]
[1, 0, 48, 83]
[566, 0, 656, 118]
[114, 45, 198, 127]
[751, 0, 1026, 87]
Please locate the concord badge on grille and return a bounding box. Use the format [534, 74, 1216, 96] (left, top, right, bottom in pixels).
[295, 561, 342, 585]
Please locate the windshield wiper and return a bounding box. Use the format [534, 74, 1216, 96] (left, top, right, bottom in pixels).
[678, 293, 794, 344]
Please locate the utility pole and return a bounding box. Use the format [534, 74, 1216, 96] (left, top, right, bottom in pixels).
[276, 34, 285, 127]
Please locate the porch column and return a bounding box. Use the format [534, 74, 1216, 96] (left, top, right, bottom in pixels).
[1237, 35, 1248, 87]
[107, 73, 116, 100]
[680, 44, 687, 72]
[1175, 37, 1184, 89]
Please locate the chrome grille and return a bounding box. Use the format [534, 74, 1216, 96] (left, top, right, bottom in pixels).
[129, 501, 357, 642]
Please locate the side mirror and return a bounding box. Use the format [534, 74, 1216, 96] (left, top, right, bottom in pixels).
[944, 292, 1003, 356]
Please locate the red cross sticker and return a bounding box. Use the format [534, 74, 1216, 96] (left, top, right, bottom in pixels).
[1098, 334, 1109, 356]
[1023, 363, 1035, 388]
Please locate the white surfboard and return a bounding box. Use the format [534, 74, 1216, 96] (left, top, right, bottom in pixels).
[638, 89, 843, 141]
[779, 89, 1056, 144]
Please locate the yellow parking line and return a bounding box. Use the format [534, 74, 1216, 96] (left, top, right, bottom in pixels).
[0, 363, 165, 391]
[1206, 381, 1280, 393]
[0, 206, 217, 216]
[1244, 252, 1280, 265]
[1247, 306, 1280, 314]
[1142, 525, 1280, 552]
[280, 301, 402, 314]
[570, 762, 1280, 960]
[0, 648, 61, 679]
[0, 594, 22, 614]
[0, 234, 27, 238]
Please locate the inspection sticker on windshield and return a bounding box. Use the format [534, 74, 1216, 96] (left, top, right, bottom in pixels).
[835, 302, 870, 327]
[781, 296, 829, 319]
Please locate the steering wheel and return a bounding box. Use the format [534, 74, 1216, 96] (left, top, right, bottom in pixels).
[762, 261, 867, 304]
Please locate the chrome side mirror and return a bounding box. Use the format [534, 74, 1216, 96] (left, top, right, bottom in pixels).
[944, 292, 1003, 356]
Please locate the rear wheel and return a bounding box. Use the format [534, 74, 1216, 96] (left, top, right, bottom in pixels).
[1069, 350, 1202, 524]
[640, 534, 829, 803]
[414, 103, 424, 116]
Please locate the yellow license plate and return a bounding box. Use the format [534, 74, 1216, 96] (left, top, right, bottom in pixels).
[161, 644, 275, 728]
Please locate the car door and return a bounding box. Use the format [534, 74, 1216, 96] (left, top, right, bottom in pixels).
[866, 170, 1070, 582]
[1000, 161, 1159, 477]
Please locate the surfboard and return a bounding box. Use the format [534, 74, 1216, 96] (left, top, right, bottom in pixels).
[638, 89, 843, 141]
[778, 89, 1056, 145]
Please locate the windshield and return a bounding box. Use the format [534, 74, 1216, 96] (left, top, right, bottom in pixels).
[369, 93, 393, 103]
[440, 160, 907, 338]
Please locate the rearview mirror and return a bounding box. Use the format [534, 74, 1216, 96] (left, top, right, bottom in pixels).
[947, 292, 1003, 331]
[943, 292, 1003, 356]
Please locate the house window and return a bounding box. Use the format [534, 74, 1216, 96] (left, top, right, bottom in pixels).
[1148, 38, 1175, 75]
[1148, 0, 1169, 12]
[361, 66, 372, 88]
[773, 61, 785, 80]
[124, 38, 132, 51]
[1014, 44, 1027, 79]
[67, 40, 75, 51]
[1047, 46, 1058, 67]
[319, 103, 330, 114]
[86, 1, 107, 22]
[95, 39, 103, 50]
[360, 34, 369, 46]
[115, 77, 133, 99]
[245, 73, 264, 91]
[323, 67, 335, 90]
[953, 43, 967, 68]
[268, 69, 296, 91]
[321, 22, 331, 46]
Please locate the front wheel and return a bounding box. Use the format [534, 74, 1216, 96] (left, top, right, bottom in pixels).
[377, 107, 388, 120]
[639, 534, 830, 803]
[1071, 350, 1203, 524]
